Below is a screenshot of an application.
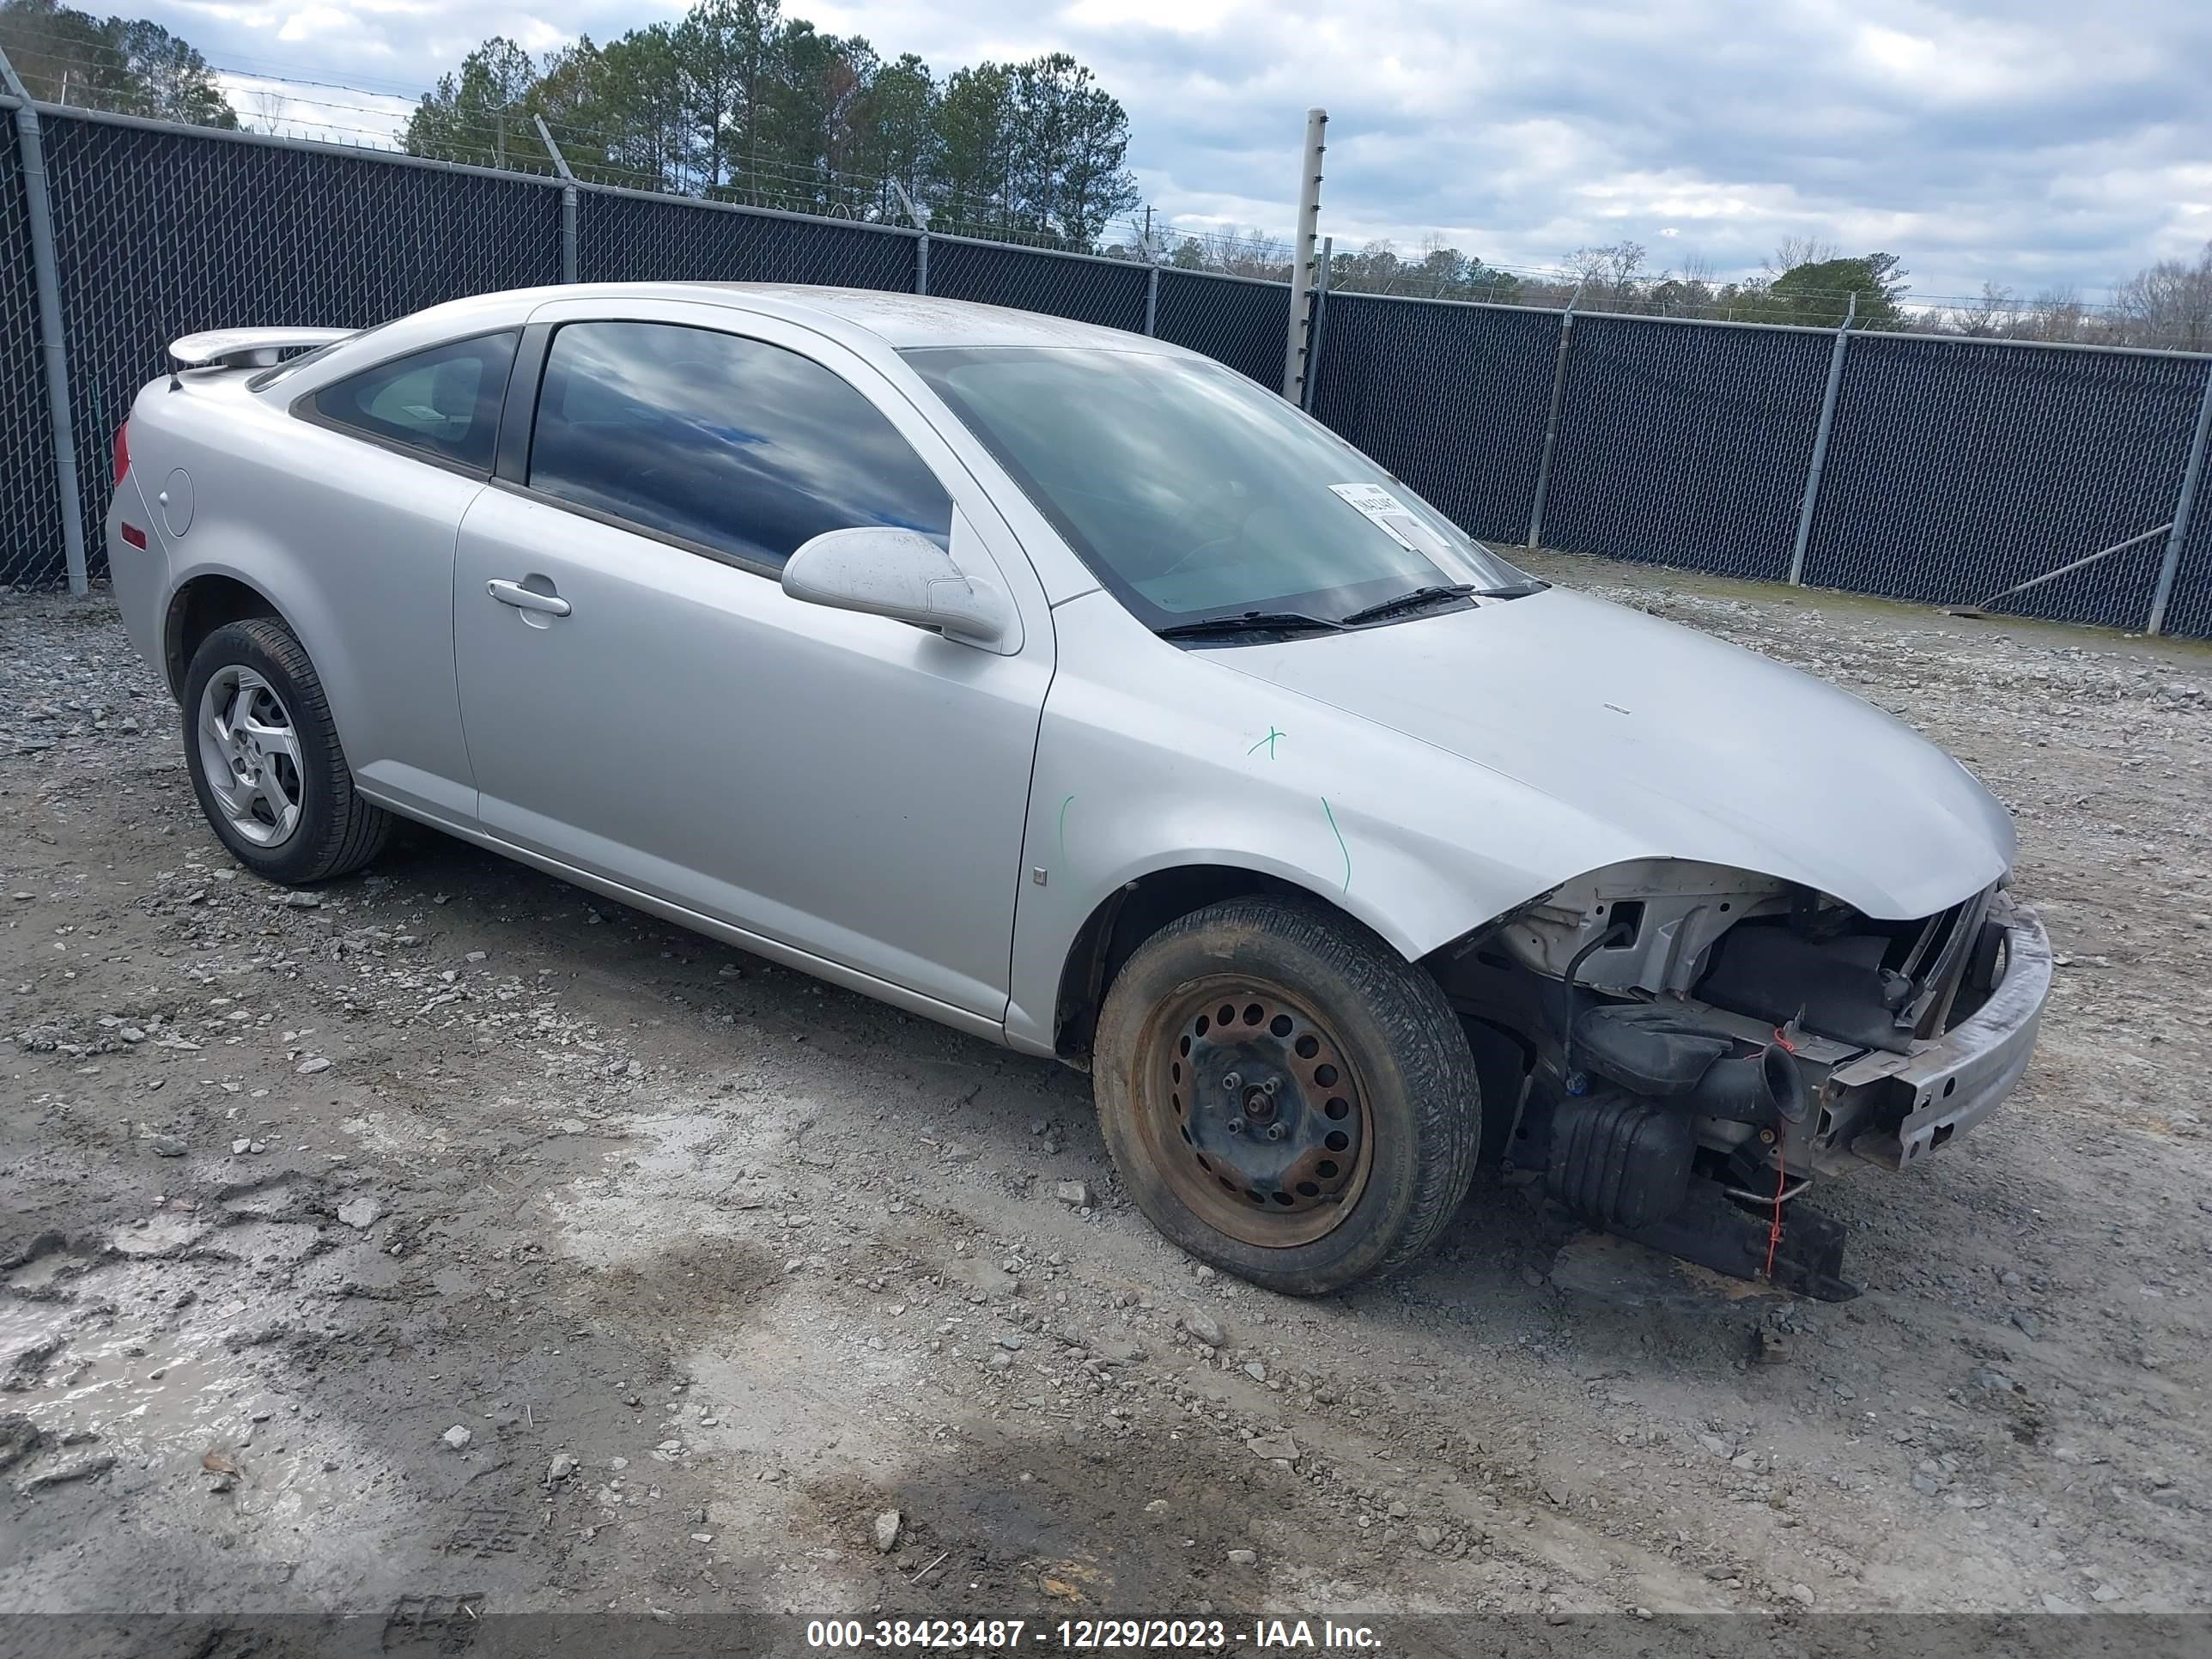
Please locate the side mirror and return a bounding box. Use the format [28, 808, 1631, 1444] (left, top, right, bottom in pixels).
[781, 526, 1017, 652]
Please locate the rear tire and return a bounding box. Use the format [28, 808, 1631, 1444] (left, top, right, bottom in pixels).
[1093, 896, 1481, 1295]
[181, 618, 392, 884]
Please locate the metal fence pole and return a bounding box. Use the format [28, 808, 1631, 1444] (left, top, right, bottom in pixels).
[885, 182, 929, 295]
[1, 53, 88, 594]
[1301, 234, 1332, 413]
[1525, 283, 1583, 550]
[2147, 360, 2212, 636]
[1789, 291, 1856, 586]
[532, 117, 578, 284]
[1144, 264, 1159, 337]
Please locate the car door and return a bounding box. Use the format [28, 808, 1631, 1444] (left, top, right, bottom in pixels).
[451, 301, 1054, 1025]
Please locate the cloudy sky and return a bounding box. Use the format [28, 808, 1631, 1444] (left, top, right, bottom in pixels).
[156, 0, 2211, 301]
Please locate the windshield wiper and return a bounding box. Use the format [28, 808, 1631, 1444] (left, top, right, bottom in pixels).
[1473, 579, 1550, 599]
[1337, 584, 1475, 626]
[1155, 611, 1346, 642]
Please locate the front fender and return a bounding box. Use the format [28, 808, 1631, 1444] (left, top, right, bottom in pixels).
[1003, 592, 1652, 1053]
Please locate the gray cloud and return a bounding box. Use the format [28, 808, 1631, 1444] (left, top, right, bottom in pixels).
[157, 0, 2212, 300]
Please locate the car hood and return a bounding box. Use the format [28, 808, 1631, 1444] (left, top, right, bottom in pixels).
[1214, 586, 2014, 921]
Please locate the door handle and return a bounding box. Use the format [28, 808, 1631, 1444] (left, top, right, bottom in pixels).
[487, 578, 571, 617]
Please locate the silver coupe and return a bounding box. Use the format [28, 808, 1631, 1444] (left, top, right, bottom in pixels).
[104, 284, 2050, 1297]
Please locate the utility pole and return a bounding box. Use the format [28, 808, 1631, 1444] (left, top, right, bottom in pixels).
[1282, 107, 1327, 402]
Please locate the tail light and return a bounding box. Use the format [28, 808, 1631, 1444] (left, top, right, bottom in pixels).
[112, 421, 130, 486]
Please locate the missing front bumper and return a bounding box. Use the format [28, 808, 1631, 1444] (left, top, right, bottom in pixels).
[1829, 894, 2053, 1170]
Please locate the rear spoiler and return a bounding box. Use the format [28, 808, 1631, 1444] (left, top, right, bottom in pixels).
[167, 327, 356, 370]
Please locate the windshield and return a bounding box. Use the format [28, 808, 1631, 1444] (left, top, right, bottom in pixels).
[903, 346, 1534, 632]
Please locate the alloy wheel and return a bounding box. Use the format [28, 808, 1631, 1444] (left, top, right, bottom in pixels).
[196, 665, 304, 848]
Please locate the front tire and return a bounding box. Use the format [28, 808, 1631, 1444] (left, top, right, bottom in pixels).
[1093, 896, 1481, 1295]
[181, 618, 392, 884]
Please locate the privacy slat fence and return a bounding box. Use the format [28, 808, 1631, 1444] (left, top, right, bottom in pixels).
[1305, 295, 1561, 550]
[1542, 314, 1834, 586]
[3, 95, 2210, 639]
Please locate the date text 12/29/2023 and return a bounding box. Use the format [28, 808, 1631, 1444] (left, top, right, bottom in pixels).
[805, 1618, 1383, 1650]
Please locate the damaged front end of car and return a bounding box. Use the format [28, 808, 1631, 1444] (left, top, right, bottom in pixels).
[1432, 860, 2053, 1300]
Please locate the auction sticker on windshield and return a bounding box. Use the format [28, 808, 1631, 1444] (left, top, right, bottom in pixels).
[1327, 483, 1427, 553]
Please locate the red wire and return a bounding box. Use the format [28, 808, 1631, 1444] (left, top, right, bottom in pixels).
[1762, 1024, 1796, 1283]
[1762, 1141, 1786, 1281]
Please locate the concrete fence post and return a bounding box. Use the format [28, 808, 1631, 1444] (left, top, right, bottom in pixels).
[1, 50, 88, 594]
[1301, 234, 1333, 413]
[1789, 290, 1857, 586]
[1281, 107, 1326, 400]
[2147, 360, 2212, 636]
[1525, 283, 1584, 551]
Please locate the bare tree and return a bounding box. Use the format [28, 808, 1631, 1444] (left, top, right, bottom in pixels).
[1764, 234, 1838, 279]
[2112, 240, 2212, 352]
[1644, 251, 1717, 316]
[1563, 240, 1646, 306]
[2022, 286, 2089, 344]
[1948, 282, 2021, 337]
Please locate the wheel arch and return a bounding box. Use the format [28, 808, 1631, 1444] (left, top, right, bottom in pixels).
[164, 571, 294, 701]
[1050, 860, 1426, 1062]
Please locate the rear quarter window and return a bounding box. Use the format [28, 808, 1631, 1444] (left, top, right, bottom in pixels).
[306, 332, 518, 474]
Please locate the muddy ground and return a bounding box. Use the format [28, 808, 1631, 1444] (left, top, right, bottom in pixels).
[2, 552, 2209, 1641]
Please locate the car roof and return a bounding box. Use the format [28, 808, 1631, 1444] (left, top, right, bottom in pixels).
[720, 282, 1195, 353]
[266, 280, 1207, 403]
[534, 281, 1200, 356]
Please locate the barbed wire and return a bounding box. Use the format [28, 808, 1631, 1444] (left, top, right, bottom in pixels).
[5, 30, 2204, 352]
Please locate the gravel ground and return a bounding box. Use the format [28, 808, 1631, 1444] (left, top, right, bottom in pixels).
[2, 553, 2209, 1635]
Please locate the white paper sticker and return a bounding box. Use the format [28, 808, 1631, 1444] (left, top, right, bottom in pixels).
[1328, 483, 1426, 553]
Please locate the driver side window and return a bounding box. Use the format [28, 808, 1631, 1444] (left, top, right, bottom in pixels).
[525, 319, 953, 573]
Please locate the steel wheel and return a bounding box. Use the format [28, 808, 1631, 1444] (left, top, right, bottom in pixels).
[195, 665, 303, 848]
[1135, 975, 1374, 1248]
[1096, 896, 1483, 1294]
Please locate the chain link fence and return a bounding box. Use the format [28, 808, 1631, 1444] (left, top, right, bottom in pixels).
[575, 185, 918, 291]
[3, 96, 2211, 640]
[1803, 333, 2206, 629]
[2172, 495, 2212, 641]
[1152, 270, 1289, 388]
[923, 236, 1148, 333]
[1542, 315, 1834, 586]
[1306, 293, 1561, 547]
[0, 112, 60, 589]
[34, 112, 564, 573]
